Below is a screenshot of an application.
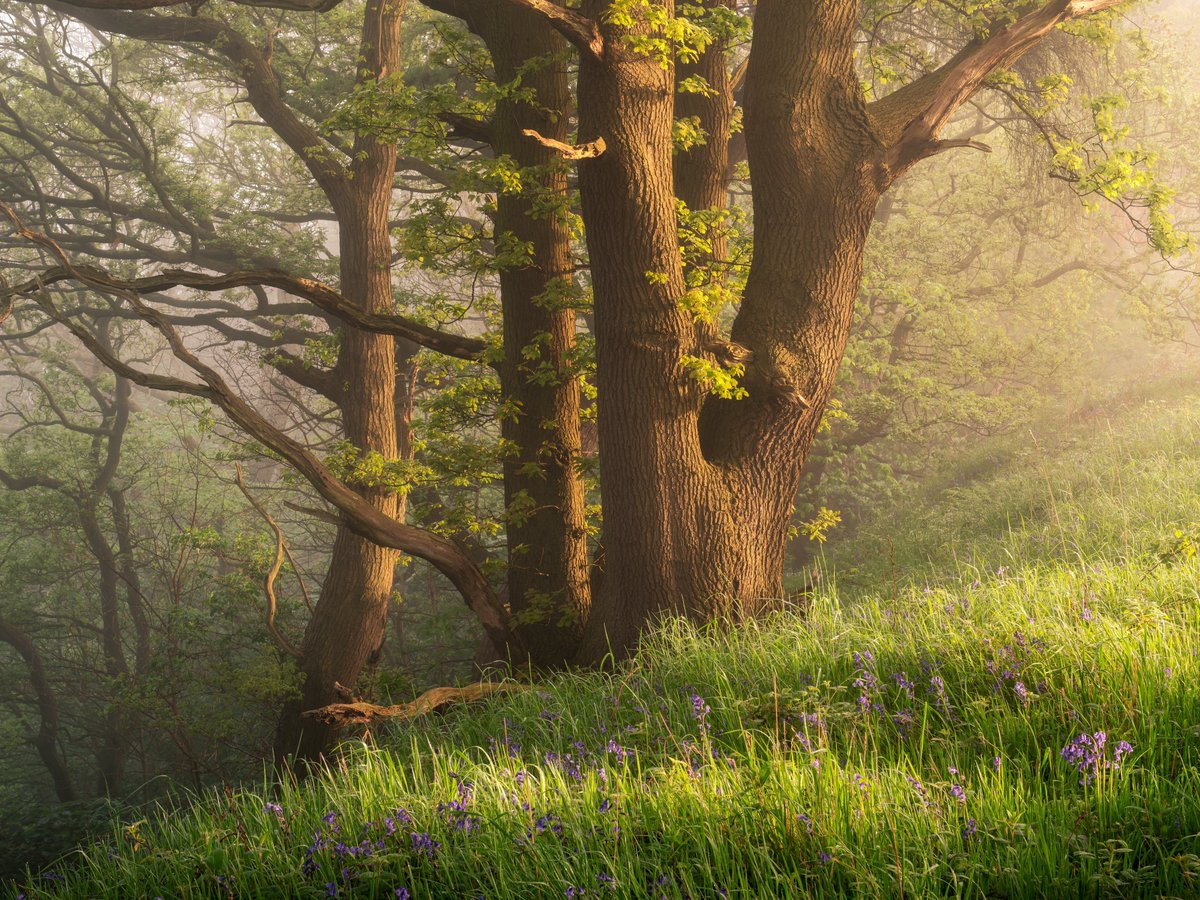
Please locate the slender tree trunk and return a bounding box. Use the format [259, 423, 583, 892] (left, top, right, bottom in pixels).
[81, 372, 134, 795]
[108, 486, 151, 674]
[274, 0, 409, 761]
[80, 501, 132, 794]
[470, 7, 591, 666]
[0, 617, 77, 802]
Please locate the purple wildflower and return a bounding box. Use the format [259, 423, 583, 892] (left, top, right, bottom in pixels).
[411, 831, 441, 860]
[1061, 731, 1131, 785]
[689, 688, 712, 732]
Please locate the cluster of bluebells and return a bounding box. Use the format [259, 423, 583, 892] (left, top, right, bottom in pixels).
[438, 772, 481, 833]
[852, 651, 884, 715]
[791, 712, 824, 767]
[983, 631, 1048, 705]
[1060, 731, 1133, 785]
[927, 673, 953, 718]
[564, 872, 618, 897]
[906, 775, 938, 813]
[688, 687, 712, 733]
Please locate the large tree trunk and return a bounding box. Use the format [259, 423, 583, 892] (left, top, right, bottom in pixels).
[574, 1, 736, 659]
[470, 7, 591, 666]
[577, 0, 880, 660]
[273, 0, 409, 761]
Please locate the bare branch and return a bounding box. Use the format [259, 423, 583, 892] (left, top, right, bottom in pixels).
[38, 1, 350, 196]
[2, 203, 524, 658]
[235, 464, 305, 660]
[522, 129, 606, 160]
[3, 265, 487, 360]
[47, 0, 345, 10]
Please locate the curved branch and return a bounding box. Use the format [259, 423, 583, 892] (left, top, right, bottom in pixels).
[235, 464, 305, 660]
[3, 265, 488, 359]
[47, 0, 344, 9]
[421, 0, 603, 61]
[304, 681, 526, 726]
[0, 616, 77, 802]
[869, 0, 1129, 176]
[39, 0, 350, 196]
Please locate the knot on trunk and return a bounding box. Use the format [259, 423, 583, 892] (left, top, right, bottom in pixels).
[744, 347, 812, 409]
[702, 339, 754, 369]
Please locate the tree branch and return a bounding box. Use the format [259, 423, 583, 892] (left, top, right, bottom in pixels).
[304, 682, 526, 726]
[38, 1, 351, 196]
[0, 616, 77, 802]
[41, 0, 346, 9]
[522, 129, 606, 160]
[869, 0, 1129, 177]
[421, 0, 604, 62]
[235, 464, 305, 660]
[3, 265, 487, 359]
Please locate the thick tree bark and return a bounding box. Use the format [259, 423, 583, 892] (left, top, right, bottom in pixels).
[575, 0, 737, 659]
[576, 0, 882, 659]
[469, 6, 591, 666]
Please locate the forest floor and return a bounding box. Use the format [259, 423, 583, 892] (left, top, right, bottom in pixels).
[10, 394, 1200, 898]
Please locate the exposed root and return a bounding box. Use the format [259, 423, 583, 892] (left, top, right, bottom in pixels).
[303, 682, 528, 727]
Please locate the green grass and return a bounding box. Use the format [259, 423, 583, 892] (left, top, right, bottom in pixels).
[11, 397, 1200, 899]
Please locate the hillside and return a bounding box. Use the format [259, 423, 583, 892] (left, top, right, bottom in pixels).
[9, 394, 1200, 899]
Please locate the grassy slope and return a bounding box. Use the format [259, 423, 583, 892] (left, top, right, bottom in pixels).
[12, 397, 1200, 899]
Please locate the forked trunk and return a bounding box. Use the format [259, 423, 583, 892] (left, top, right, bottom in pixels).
[576, 0, 880, 660]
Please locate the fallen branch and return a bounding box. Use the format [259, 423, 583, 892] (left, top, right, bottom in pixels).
[304, 682, 528, 726]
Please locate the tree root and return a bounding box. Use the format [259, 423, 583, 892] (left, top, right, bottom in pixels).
[303, 682, 528, 727]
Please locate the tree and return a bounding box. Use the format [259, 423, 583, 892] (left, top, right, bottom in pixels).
[0, 0, 522, 761]
[568, 0, 1169, 657]
[2, 0, 1189, 762]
